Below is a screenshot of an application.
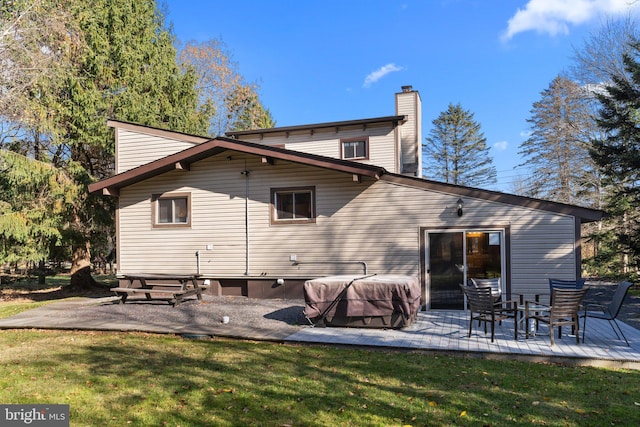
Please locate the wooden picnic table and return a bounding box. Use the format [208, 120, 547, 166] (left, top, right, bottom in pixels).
[110, 273, 209, 306]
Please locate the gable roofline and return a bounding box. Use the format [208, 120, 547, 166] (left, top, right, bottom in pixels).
[96, 121, 604, 223]
[381, 173, 604, 223]
[88, 136, 386, 195]
[225, 115, 407, 138]
[107, 119, 211, 144]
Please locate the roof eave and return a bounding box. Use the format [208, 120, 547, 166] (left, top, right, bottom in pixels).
[88, 137, 385, 195]
[381, 174, 605, 223]
[225, 115, 407, 138]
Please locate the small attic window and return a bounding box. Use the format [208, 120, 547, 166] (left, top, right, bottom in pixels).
[341, 137, 368, 160]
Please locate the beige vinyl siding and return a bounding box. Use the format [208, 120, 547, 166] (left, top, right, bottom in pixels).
[117, 153, 578, 299]
[235, 124, 398, 173]
[116, 129, 200, 173]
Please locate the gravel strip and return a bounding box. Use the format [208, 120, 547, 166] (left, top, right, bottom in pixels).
[67, 295, 310, 336]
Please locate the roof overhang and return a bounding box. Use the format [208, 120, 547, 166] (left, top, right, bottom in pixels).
[107, 119, 211, 143]
[95, 120, 605, 224]
[381, 174, 605, 223]
[225, 115, 407, 139]
[88, 137, 386, 196]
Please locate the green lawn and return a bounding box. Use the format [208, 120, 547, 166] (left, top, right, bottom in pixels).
[0, 327, 638, 426]
[0, 274, 116, 318]
[1, 278, 639, 426]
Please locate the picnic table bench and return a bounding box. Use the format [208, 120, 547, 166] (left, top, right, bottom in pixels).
[111, 273, 210, 306]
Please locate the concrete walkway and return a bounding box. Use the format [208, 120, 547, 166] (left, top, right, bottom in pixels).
[1, 296, 639, 369]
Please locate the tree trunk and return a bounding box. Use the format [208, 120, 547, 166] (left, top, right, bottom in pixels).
[38, 260, 46, 285]
[69, 241, 97, 289]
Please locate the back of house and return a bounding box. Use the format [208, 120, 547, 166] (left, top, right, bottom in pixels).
[90, 86, 602, 309]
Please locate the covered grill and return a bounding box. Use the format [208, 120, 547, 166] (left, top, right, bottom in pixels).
[303, 274, 421, 328]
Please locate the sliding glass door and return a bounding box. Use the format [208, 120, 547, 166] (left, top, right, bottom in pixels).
[426, 230, 504, 309]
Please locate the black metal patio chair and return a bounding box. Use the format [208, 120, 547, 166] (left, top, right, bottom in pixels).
[581, 281, 634, 346]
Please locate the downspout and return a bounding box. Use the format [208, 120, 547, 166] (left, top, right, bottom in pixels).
[195, 250, 201, 275]
[241, 165, 250, 276]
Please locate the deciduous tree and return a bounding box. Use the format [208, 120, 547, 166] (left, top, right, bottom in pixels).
[0, 0, 80, 160]
[178, 39, 274, 135]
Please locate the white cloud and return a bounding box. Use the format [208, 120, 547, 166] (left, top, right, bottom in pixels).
[501, 0, 636, 41]
[494, 140, 508, 151]
[363, 63, 403, 88]
[520, 130, 532, 139]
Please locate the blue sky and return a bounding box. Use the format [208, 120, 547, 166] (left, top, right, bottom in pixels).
[164, 0, 639, 192]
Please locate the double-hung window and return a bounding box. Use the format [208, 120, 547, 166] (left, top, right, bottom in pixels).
[152, 192, 191, 227]
[271, 187, 315, 224]
[341, 137, 368, 160]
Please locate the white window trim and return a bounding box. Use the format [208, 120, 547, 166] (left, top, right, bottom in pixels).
[341, 137, 369, 160]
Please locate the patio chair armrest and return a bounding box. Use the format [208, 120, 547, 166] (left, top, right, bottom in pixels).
[498, 299, 520, 308]
[582, 302, 606, 311]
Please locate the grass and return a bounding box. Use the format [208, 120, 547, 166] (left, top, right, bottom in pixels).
[0, 328, 638, 426]
[1, 276, 639, 426]
[0, 300, 51, 318]
[0, 274, 116, 318]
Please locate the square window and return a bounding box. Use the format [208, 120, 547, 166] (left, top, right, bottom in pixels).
[153, 193, 191, 227]
[341, 138, 368, 159]
[271, 187, 315, 224]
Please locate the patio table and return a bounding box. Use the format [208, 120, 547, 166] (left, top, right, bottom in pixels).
[513, 294, 542, 333]
[519, 302, 550, 336]
[110, 273, 209, 306]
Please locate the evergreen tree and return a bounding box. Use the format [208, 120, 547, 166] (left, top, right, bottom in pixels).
[61, 0, 211, 284]
[423, 103, 496, 187]
[591, 42, 640, 276]
[59, 0, 210, 178]
[566, 17, 640, 276]
[518, 75, 595, 204]
[0, 150, 79, 272]
[1, 0, 210, 286]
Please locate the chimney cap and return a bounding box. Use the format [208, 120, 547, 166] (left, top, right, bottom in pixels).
[401, 85, 413, 92]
